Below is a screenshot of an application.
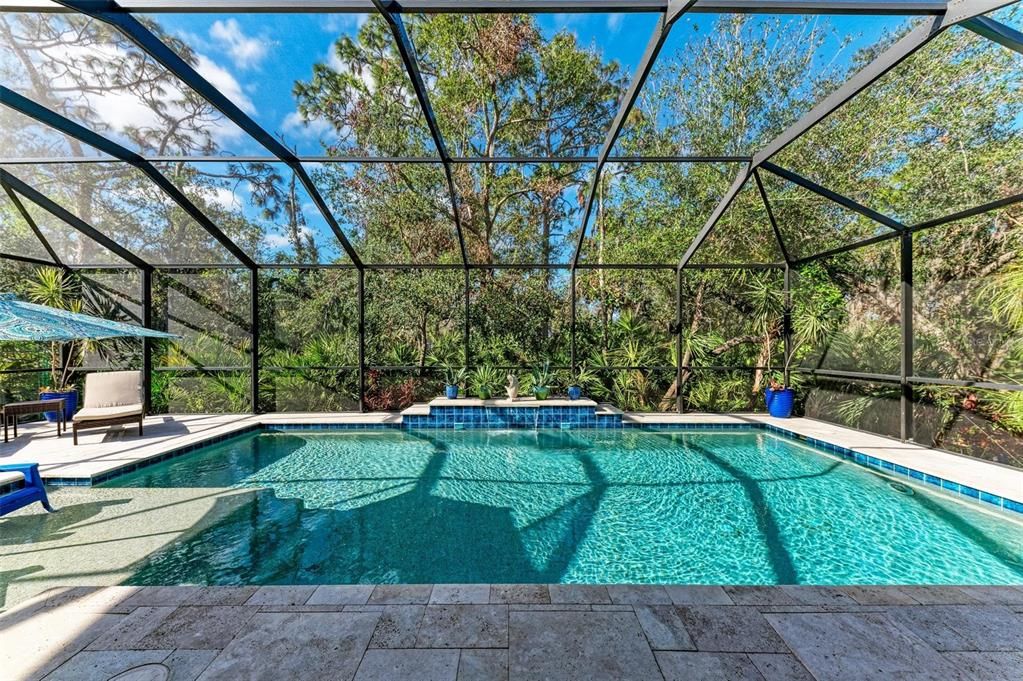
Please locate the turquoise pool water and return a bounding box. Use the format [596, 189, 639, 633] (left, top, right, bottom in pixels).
[106, 429, 1023, 585]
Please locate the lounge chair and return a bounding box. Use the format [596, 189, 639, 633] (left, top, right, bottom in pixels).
[72, 370, 144, 445]
[0, 463, 53, 515]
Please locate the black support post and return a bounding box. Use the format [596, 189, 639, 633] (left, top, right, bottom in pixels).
[783, 265, 793, 387]
[900, 230, 913, 442]
[570, 268, 577, 372]
[142, 267, 153, 414]
[358, 269, 366, 412]
[675, 267, 683, 414]
[464, 269, 471, 370]
[250, 268, 260, 414]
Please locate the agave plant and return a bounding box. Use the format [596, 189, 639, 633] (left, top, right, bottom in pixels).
[529, 360, 554, 400]
[470, 365, 501, 399]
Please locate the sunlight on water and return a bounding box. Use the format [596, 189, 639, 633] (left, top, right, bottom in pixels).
[105, 429, 1023, 586]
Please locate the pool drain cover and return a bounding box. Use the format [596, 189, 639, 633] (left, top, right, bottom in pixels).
[888, 481, 914, 495]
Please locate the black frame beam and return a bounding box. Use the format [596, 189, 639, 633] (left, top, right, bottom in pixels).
[760, 161, 907, 232]
[1, 86, 257, 269]
[4, 0, 948, 14]
[570, 1, 697, 269]
[962, 15, 1023, 54]
[0, 169, 153, 271]
[53, 0, 365, 269]
[2, 183, 64, 266]
[0, 154, 752, 165]
[676, 0, 1014, 270]
[372, 0, 470, 268]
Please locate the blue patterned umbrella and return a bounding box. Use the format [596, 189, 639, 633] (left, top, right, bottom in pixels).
[0, 294, 178, 342]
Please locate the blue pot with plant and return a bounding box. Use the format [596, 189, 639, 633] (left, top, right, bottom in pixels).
[566, 365, 594, 401]
[441, 364, 467, 399]
[40, 388, 78, 422]
[765, 381, 794, 418]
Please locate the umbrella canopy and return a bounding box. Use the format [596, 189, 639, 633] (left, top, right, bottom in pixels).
[0, 293, 179, 342]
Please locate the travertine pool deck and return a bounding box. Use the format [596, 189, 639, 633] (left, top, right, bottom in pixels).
[1, 411, 1020, 505]
[3, 583, 1023, 681]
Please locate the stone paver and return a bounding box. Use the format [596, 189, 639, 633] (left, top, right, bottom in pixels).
[548, 584, 610, 604]
[747, 653, 816, 681]
[136, 606, 259, 650]
[839, 586, 920, 606]
[307, 585, 375, 606]
[884, 605, 1023, 652]
[766, 611, 965, 681]
[416, 605, 509, 648]
[6, 585, 1023, 681]
[679, 606, 789, 653]
[724, 586, 799, 606]
[457, 648, 508, 681]
[41, 650, 171, 681]
[368, 585, 433, 605]
[656, 651, 765, 681]
[244, 586, 316, 606]
[490, 584, 550, 604]
[508, 610, 662, 681]
[633, 606, 695, 651]
[85, 606, 176, 650]
[354, 649, 459, 681]
[430, 584, 491, 605]
[196, 611, 379, 681]
[942, 651, 1023, 681]
[361, 605, 426, 648]
[44, 649, 218, 681]
[663, 585, 733, 606]
[607, 584, 672, 605]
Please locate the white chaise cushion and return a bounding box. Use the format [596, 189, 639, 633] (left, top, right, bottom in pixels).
[73, 404, 144, 422]
[0, 471, 25, 486]
[81, 370, 142, 410]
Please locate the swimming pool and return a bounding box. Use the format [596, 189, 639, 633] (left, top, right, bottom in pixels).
[105, 428, 1023, 586]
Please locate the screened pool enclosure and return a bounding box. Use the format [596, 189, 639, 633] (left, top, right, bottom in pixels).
[0, 1, 1021, 466]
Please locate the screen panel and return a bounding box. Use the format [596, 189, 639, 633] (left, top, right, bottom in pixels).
[0, 12, 252, 156]
[577, 162, 742, 265]
[614, 12, 922, 156]
[773, 22, 1023, 227]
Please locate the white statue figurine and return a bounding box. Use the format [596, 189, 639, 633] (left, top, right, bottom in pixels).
[506, 373, 519, 400]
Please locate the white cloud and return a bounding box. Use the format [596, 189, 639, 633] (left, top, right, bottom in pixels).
[264, 225, 314, 250]
[209, 18, 269, 70]
[321, 14, 369, 34]
[283, 110, 334, 139]
[195, 54, 256, 115]
[607, 15, 624, 33]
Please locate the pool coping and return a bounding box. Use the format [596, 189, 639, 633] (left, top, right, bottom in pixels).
[33, 414, 1022, 518]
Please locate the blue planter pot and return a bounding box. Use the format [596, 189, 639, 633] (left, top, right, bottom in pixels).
[567, 385, 582, 400]
[445, 384, 459, 399]
[765, 387, 795, 418]
[40, 390, 78, 422]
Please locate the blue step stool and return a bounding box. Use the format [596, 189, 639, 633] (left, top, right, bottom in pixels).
[0, 463, 54, 516]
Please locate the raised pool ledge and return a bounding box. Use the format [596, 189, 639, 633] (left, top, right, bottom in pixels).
[400, 397, 620, 429]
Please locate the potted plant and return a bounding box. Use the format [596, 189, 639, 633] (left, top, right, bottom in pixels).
[530, 360, 553, 401]
[566, 365, 596, 401]
[470, 365, 500, 400]
[765, 306, 833, 418]
[441, 364, 467, 399]
[29, 268, 84, 422]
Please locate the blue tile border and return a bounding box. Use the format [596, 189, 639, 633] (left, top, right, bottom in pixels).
[33, 406, 1023, 518]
